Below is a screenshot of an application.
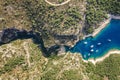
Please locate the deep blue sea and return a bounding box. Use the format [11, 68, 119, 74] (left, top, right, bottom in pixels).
[70, 19, 120, 60]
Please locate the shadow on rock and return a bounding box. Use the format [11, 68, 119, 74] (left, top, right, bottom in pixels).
[0, 28, 67, 57]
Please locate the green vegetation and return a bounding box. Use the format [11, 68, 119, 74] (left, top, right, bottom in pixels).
[95, 55, 120, 80]
[22, 0, 82, 34]
[58, 0, 65, 3]
[0, 41, 120, 80]
[0, 0, 120, 80]
[20, 0, 84, 46]
[85, 0, 120, 34]
[0, 0, 31, 30]
[85, 54, 120, 80]
[0, 56, 25, 75]
[61, 70, 83, 80]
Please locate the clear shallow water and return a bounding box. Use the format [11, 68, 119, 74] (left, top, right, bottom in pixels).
[70, 19, 120, 60]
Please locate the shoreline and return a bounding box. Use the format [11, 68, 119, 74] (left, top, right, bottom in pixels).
[111, 15, 120, 19]
[83, 15, 120, 64]
[92, 18, 111, 37]
[92, 15, 120, 37]
[86, 50, 120, 65]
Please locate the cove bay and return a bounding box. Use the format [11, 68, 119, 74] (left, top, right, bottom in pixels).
[69, 19, 120, 60]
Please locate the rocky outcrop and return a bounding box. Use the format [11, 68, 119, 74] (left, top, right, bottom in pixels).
[0, 28, 65, 57]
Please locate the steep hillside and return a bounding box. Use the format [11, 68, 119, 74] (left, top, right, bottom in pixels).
[0, 0, 120, 80]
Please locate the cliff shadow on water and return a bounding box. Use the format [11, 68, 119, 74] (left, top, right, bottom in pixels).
[0, 28, 67, 57]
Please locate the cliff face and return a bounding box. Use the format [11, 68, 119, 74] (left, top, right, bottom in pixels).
[0, 0, 120, 80]
[0, 0, 87, 79]
[0, 0, 87, 57]
[21, 0, 86, 47]
[0, 0, 86, 47]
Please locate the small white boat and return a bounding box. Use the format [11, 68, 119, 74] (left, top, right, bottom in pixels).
[97, 43, 101, 45]
[96, 50, 99, 52]
[90, 45, 94, 48]
[84, 55, 86, 58]
[108, 39, 111, 42]
[90, 49, 94, 52]
[84, 41, 87, 44]
[88, 53, 90, 56]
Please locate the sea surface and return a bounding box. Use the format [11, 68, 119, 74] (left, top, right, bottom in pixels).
[70, 19, 120, 60]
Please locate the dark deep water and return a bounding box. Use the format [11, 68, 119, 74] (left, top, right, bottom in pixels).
[70, 19, 120, 60]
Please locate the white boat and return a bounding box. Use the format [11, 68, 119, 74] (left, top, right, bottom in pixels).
[108, 39, 111, 42]
[97, 43, 101, 45]
[84, 41, 87, 44]
[84, 55, 86, 58]
[90, 45, 94, 48]
[88, 53, 90, 56]
[96, 50, 99, 52]
[90, 49, 94, 52]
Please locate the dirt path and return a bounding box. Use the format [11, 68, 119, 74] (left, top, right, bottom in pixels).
[23, 42, 31, 67]
[45, 0, 71, 6]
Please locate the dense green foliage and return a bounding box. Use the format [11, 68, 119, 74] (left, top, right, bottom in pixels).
[20, 0, 84, 47]
[39, 54, 120, 80]
[22, 0, 82, 34]
[85, 54, 120, 80]
[85, 0, 120, 34]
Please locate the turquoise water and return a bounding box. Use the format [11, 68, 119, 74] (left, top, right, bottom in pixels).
[70, 19, 120, 60]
